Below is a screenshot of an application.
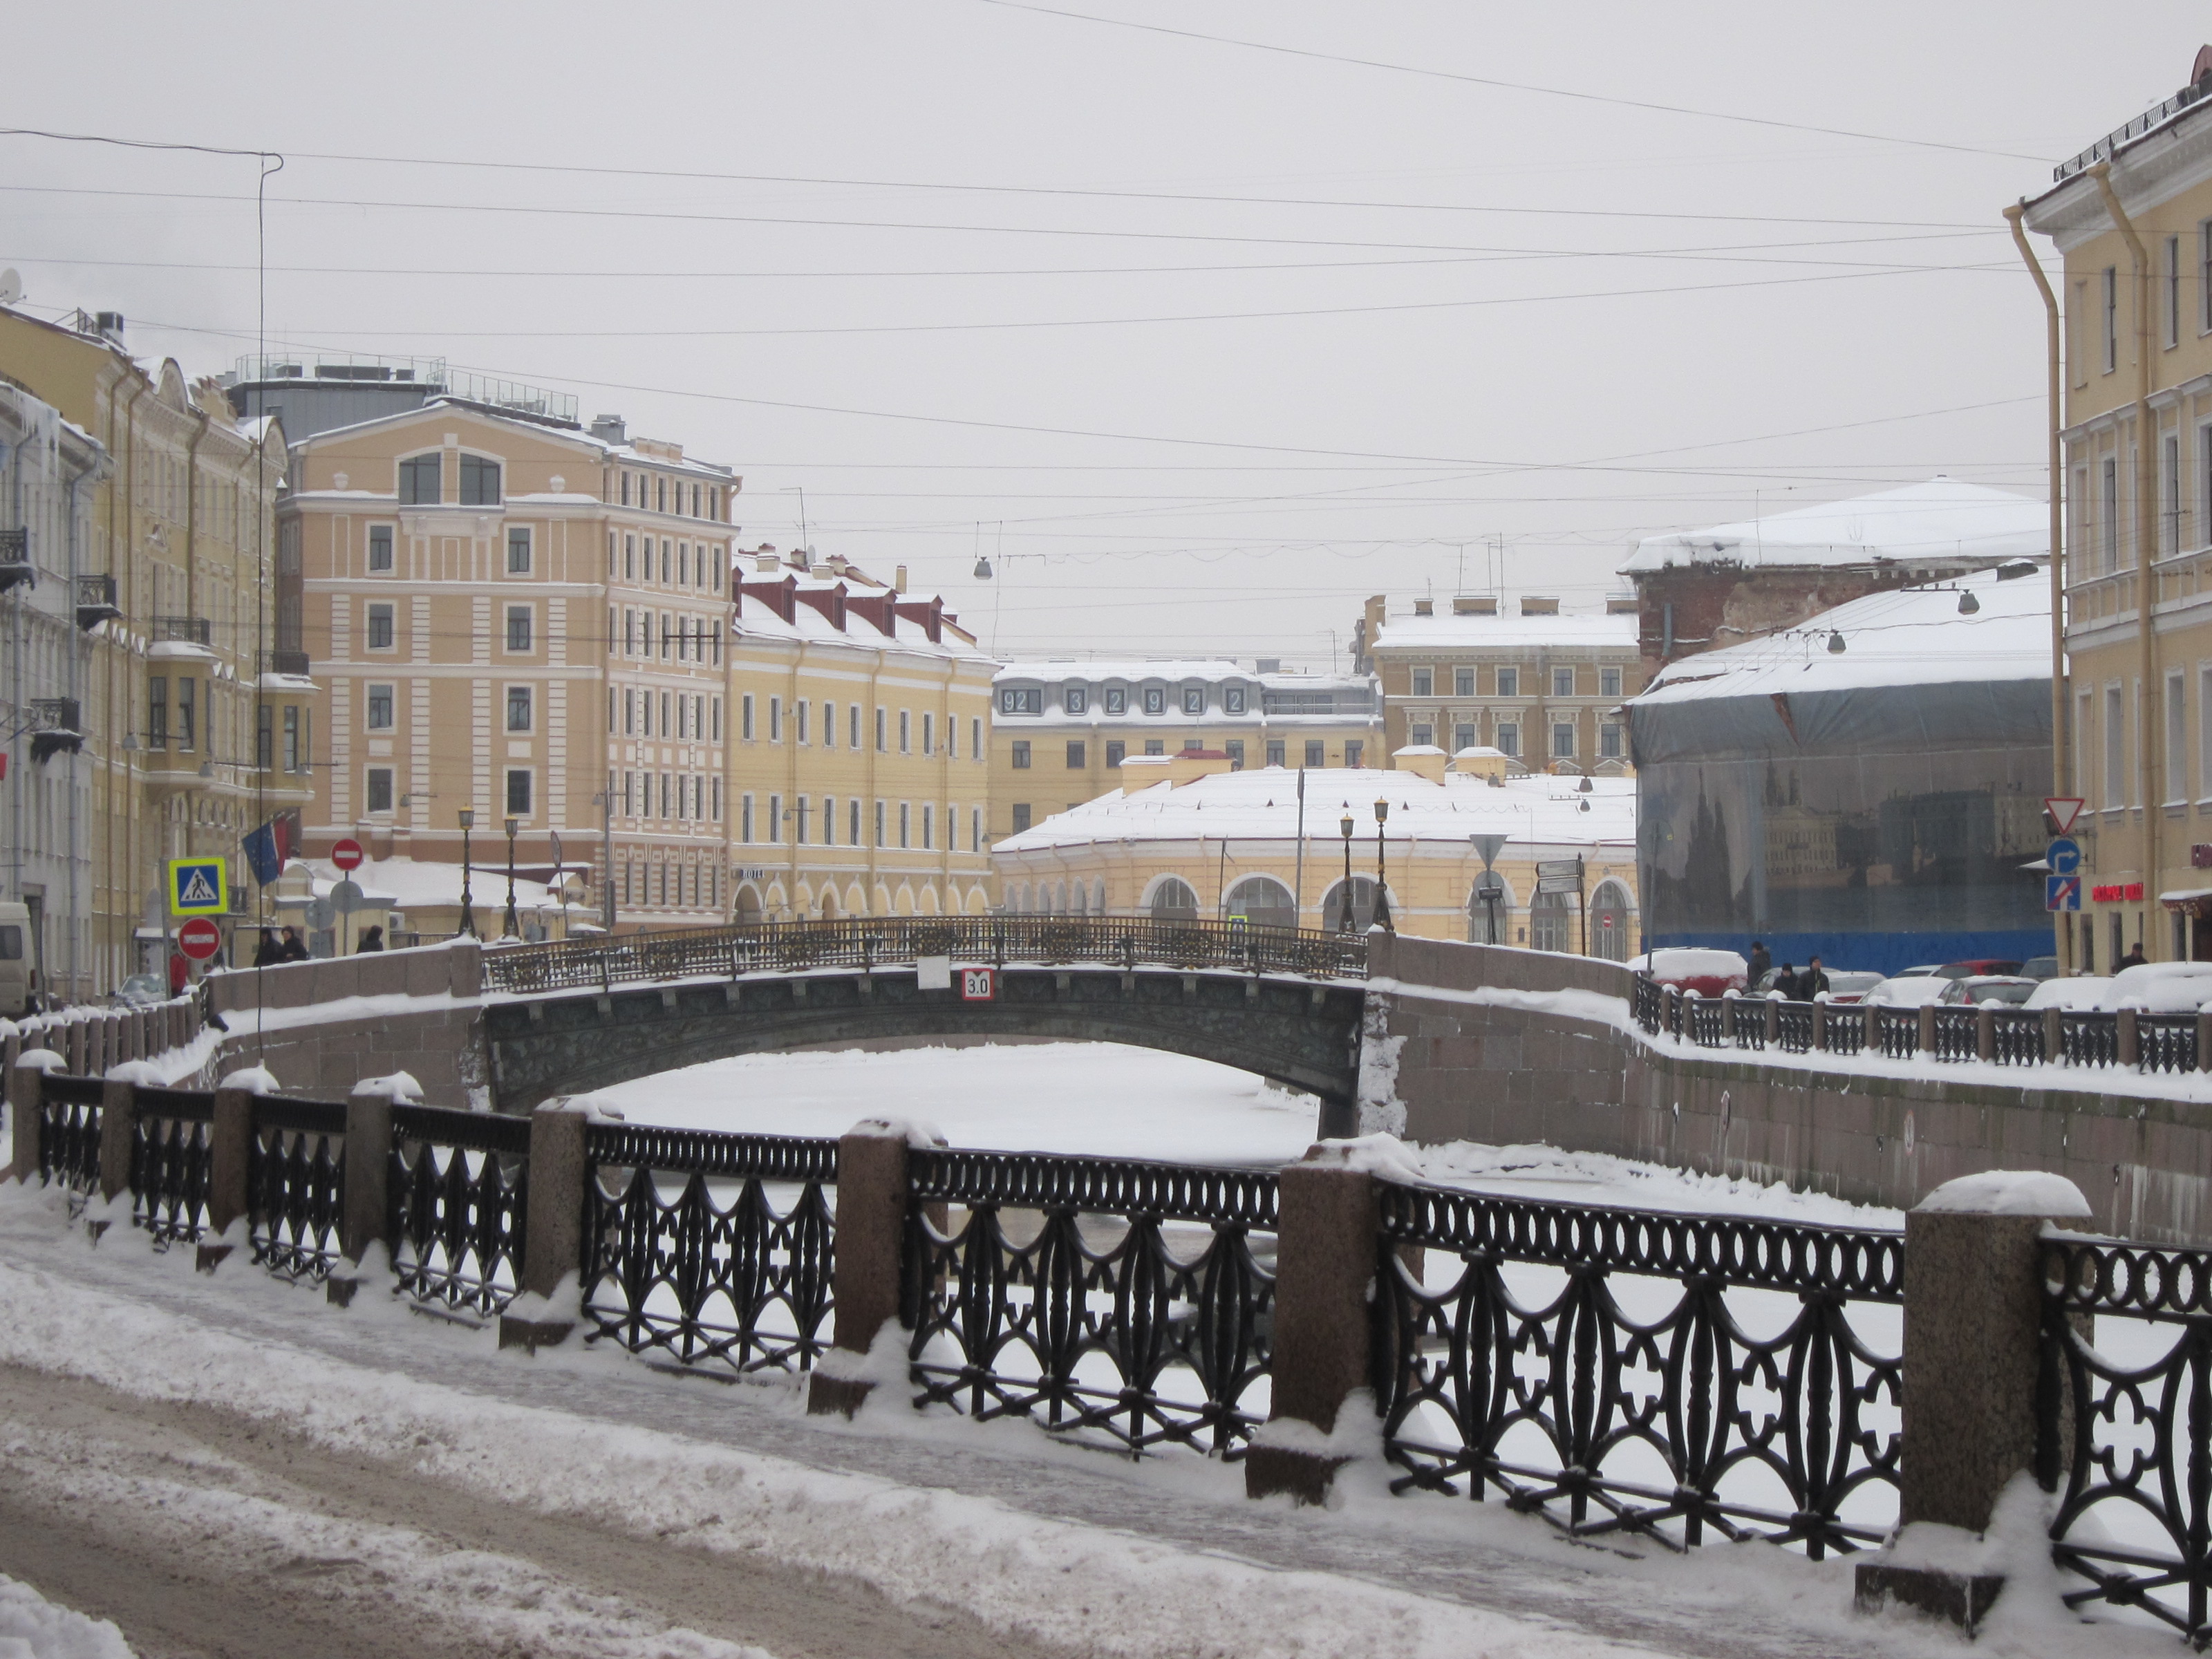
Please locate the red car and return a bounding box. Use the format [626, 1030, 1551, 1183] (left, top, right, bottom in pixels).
[1633, 948, 1748, 998]
[1936, 959, 2024, 980]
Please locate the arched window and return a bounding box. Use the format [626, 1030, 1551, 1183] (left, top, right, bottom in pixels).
[1072, 881, 1088, 917]
[1321, 877, 1377, 933]
[1590, 880, 1633, 962]
[1053, 881, 1069, 915]
[1224, 875, 1297, 931]
[1467, 873, 1517, 944]
[1530, 890, 1573, 953]
[733, 883, 763, 924]
[1093, 879, 1107, 915]
[1149, 877, 1199, 919]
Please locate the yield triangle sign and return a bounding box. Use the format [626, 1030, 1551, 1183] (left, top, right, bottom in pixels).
[179, 868, 219, 906]
[2045, 797, 2086, 835]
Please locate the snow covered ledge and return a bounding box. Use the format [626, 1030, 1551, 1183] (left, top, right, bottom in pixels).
[1853, 1170, 2092, 1635]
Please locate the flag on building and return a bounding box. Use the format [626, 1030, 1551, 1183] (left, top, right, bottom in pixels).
[241, 810, 299, 886]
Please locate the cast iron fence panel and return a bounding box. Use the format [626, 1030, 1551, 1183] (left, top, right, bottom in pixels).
[248, 1096, 347, 1282]
[35, 1074, 104, 1195]
[1774, 1000, 1815, 1056]
[1991, 1009, 2045, 1067]
[1685, 995, 1725, 1049]
[581, 1123, 836, 1374]
[483, 915, 1367, 996]
[1873, 1007, 1919, 1061]
[2063, 1011, 2121, 1069]
[1632, 975, 1664, 1035]
[1929, 1007, 1978, 1063]
[129, 1085, 215, 1244]
[903, 1148, 1277, 1459]
[388, 1104, 530, 1318]
[1725, 995, 1765, 1052]
[2138, 1015, 2199, 1076]
[2040, 1234, 2212, 1642]
[1376, 1182, 1903, 1557]
[1824, 1006, 1866, 1058]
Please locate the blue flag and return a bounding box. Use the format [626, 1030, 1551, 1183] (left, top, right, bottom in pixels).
[241, 811, 295, 886]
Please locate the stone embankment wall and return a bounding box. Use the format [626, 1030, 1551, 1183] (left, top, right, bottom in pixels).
[1366, 934, 2212, 1244]
[202, 940, 487, 1107]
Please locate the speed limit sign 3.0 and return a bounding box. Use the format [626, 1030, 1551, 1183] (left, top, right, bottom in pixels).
[959, 967, 997, 1002]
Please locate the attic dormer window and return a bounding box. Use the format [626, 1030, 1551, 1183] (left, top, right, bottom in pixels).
[1142, 686, 1165, 715]
[1065, 686, 1088, 714]
[1181, 685, 1206, 715]
[1224, 686, 1246, 714]
[1103, 686, 1127, 715]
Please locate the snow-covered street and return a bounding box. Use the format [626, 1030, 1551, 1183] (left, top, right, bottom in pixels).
[0, 1040, 2176, 1659]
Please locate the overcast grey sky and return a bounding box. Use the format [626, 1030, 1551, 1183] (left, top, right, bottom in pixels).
[1, 3, 2195, 668]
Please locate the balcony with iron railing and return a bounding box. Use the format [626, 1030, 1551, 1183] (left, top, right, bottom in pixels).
[0, 527, 30, 594]
[74, 574, 120, 630]
[26, 698, 81, 762]
[153, 616, 212, 647]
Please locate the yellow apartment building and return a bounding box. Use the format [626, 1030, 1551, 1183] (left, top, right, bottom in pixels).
[1358, 594, 1646, 773]
[988, 660, 1380, 841]
[281, 400, 737, 932]
[993, 746, 1640, 957]
[2024, 48, 2212, 966]
[729, 548, 995, 921]
[0, 303, 306, 994]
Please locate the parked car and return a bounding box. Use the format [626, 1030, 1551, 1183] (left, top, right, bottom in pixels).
[1934, 959, 2025, 980]
[1889, 966, 1939, 979]
[2025, 975, 2113, 1011]
[108, 973, 165, 1009]
[2103, 961, 2212, 1013]
[1750, 966, 1884, 1003]
[1864, 975, 1956, 1008]
[1938, 975, 2038, 1008]
[2020, 956, 2060, 982]
[0, 901, 29, 1018]
[1629, 948, 1747, 997]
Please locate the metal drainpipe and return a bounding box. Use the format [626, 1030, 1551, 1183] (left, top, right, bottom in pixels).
[3, 431, 17, 910]
[2090, 163, 2160, 957]
[64, 449, 97, 1001]
[2006, 199, 2072, 973]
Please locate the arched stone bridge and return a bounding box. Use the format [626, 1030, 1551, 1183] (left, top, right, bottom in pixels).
[213, 918, 1371, 1132]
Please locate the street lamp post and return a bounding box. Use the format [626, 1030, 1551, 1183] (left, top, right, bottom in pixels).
[1338, 810, 1355, 933]
[457, 810, 476, 938]
[1373, 796, 1394, 933]
[502, 816, 521, 938]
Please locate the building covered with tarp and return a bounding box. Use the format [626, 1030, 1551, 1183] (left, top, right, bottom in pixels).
[1626, 564, 2053, 974]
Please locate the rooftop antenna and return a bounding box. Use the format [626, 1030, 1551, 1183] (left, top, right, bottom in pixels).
[779, 485, 807, 547]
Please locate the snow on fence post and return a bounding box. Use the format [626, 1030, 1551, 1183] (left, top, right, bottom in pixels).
[1853, 1170, 2091, 1634]
[1244, 1145, 1382, 1506]
[2117, 1006, 2139, 1069]
[807, 1121, 917, 1418]
[1763, 995, 1779, 1046]
[203, 1087, 256, 1269]
[499, 1101, 588, 1353]
[6, 1058, 41, 1183]
[332, 1087, 395, 1304]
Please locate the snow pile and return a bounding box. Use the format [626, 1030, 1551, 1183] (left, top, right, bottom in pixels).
[350, 1071, 424, 1104]
[2102, 962, 2212, 1013]
[217, 1065, 281, 1095]
[1624, 476, 2046, 574]
[1916, 1170, 2091, 1218]
[1305, 1134, 1425, 1183]
[1629, 948, 1747, 982]
[0, 1574, 134, 1659]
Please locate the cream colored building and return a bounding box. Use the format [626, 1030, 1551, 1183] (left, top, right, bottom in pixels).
[2023, 50, 2212, 967]
[988, 660, 1379, 842]
[993, 746, 1640, 957]
[1358, 594, 1645, 773]
[729, 548, 995, 921]
[281, 399, 737, 932]
[0, 303, 306, 995]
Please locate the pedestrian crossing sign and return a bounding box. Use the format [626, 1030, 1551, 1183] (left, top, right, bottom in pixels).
[167, 856, 228, 917]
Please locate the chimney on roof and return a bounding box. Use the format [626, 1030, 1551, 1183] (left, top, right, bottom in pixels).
[1519, 595, 1560, 616]
[1255, 658, 1281, 674]
[894, 565, 908, 594]
[589, 413, 626, 444]
[1452, 595, 1497, 617]
[1413, 598, 1434, 617]
[1606, 594, 1639, 615]
[756, 549, 780, 574]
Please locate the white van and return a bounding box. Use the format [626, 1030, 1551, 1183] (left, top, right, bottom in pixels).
[0, 901, 30, 1019]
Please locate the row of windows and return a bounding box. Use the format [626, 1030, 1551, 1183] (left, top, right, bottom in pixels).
[736, 695, 984, 758]
[615, 469, 723, 522]
[610, 685, 722, 742]
[1405, 717, 1623, 760]
[999, 683, 1252, 717]
[738, 794, 985, 852]
[608, 530, 724, 591]
[1405, 666, 1624, 700]
[619, 859, 722, 909]
[359, 764, 532, 816]
[142, 677, 308, 773]
[396, 451, 503, 507]
[1009, 737, 1365, 771]
[358, 601, 536, 654]
[366, 522, 538, 574]
[616, 770, 720, 823]
[2076, 666, 2212, 813]
[612, 606, 722, 666]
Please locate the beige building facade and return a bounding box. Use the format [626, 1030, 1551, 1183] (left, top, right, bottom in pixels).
[0, 303, 306, 995]
[988, 660, 1379, 842]
[1359, 594, 1646, 773]
[2024, 50, 2212, 967]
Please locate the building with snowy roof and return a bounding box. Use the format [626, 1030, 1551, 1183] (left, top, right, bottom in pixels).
[1358, 592, 1644, 774]
[1620, 476, 2047, 676]
[988, 659, 1378, 844]
[1626, 563, 2054, 974]
[991, 745, 1640, 958]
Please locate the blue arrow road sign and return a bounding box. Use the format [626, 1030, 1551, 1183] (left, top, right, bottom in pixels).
[2047, 837, 2083, 877]
[2047, 874, 2082, 912]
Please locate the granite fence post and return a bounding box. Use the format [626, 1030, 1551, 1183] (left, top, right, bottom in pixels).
[2117, 1006, 2139, 1069]
[500, 1102, 588, 1353]
[2043, 1006, 2063, 1064]
[1246, 1148, 1380, 1505]
[200, 1087, 256, 1271]
[1763, 995, 1779, 1045]
[1853, 1170, 2092, 1633]
[331, 1087, 395, 1304]
[95, 1077, 137, 1237]
[807, 1122, 917, 1418]
[1975, 1005, 1996, 1063]
[7, 1061, 44, 1183]
[1917, 1002, 1937, 1056]
[2200, 1008, 2212, 1073]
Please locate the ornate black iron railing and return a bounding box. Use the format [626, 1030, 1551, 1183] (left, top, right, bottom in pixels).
[581, 1122, 836, 1373]
[129, 1085, 215, 1244]
[1774, 1001, 1815, 1055]
[2039, 1233, 2212, 1642]
[2139, 1015, 2200, 1075]
[482, 915, 1368, 996]
[388, 1104, 529, 1318]
[35, 1074, 104, 1195]
[1631, 975, 1664, 1034]
[1991, 1009, 2044, 1066]
[248, 1096, 348, 1283]
[903, 1149, 1277, 1458]
[1929, 1006, 1978, 1063]
[1376, 1183, 1903, 1556]
[1685, 995, 1725, 1048]
[2061, 1011, 2120, 1068]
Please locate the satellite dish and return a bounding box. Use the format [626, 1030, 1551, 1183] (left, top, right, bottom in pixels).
[0, 270, 20, 307]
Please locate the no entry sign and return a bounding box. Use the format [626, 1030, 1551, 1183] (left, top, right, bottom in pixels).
[330, 837, 365, 872]
[177, 917, 223, 961]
